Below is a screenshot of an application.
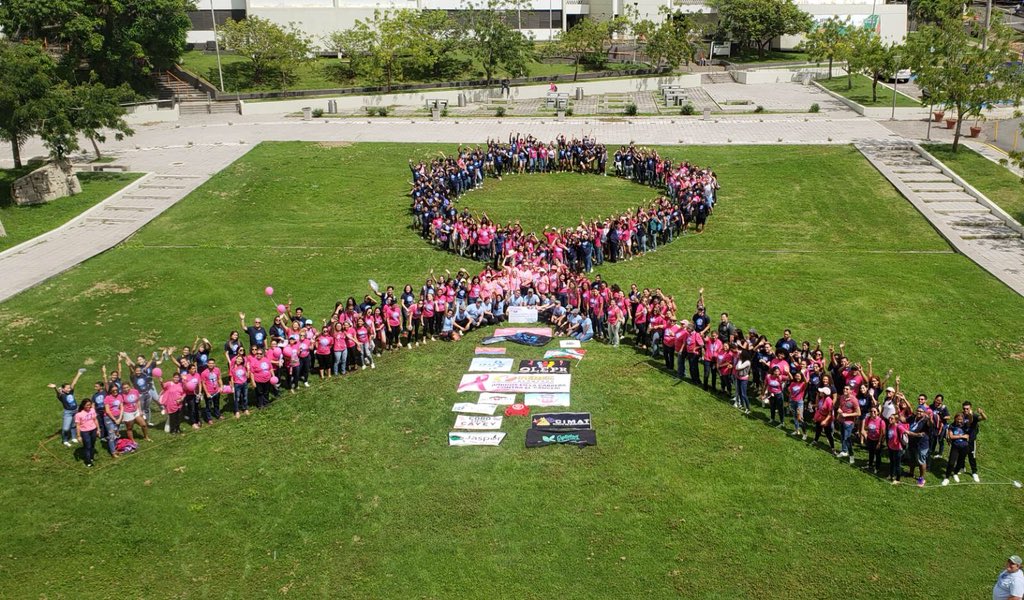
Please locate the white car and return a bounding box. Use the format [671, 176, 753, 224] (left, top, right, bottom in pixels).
[888, 68, 912, 83]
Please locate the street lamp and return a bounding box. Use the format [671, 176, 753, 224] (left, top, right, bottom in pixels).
[210, 0, 226, 93]
[890, 54, 900, 120]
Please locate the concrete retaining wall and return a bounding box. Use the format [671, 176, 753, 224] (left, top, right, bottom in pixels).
[124, 104, 180, 124]
[811, 81, 926, 121]
[733, 66, 831, 85]
[239, 74, 702, 115]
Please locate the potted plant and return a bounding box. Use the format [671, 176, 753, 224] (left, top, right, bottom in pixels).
[932, 109, 945, 122]
[945, 117, 957, 130]
[969, 122, 982, 137]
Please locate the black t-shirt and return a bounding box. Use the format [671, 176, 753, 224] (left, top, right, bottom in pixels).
[56, 389, 77, 411]
[245, 326, 268, 348]
[776, 338, 797, 357]
[224, 340, 242, 359]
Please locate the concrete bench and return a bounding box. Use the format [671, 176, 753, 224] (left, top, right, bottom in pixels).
[90, 164, 129, 172]
[426, 99, 448, 110]
[545, 92, 569, 108]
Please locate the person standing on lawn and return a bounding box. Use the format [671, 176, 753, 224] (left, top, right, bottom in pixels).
[941, 413, 971, 486]
[907, 405, 932, 487]
[48, 368, 85, 447]
[962, 401, 988, 482]
[992, 555, 1024, 600]
[74, 398, 100, 467]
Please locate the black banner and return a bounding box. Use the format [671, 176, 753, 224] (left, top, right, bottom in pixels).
[525, 428, 597, 448]
[517, 359, 571, 374]
[531, 412, 591, 431]
[507, 333, 552, 347]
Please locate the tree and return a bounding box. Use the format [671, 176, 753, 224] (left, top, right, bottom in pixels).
[219, 17, 313, 87]
[850, 33, 901, 103]
[406, 10, 466, 80]
[907, 17, 1024, 151]
[638, 9, 703, 69]
[65, 82, 136, 160]
[801, 17, 852, 81]
[461, 0, 534, 84]
[908, 0, 964, 25]
[0, 42, 56, 169]
[549, 19, 608, 81]
[712, 0, 812, 58]
[0, 0, 192, 93]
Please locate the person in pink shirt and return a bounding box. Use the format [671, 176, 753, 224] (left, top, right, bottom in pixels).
[74, 399, 100, 467]
[331, 322, 348, 376]
[315, 326, 334, 379]
[703, 331, 722, 391]
[787, 370, 808, 439]
[121, 380, 151, 442]
[886, 414, 910, 484]
[248, 347, 275, 409]
[606, 301, 623, 347]
[812, 386, 835, 453]
[762, 366, 786, 427]
[181, 364, 203, 430]
[860, 405, 887, 474]
[228, 355, 250, 417]
[158, 374, 185, 433]
[662, 319, 679, 371]
[200, 357, 223, 422]
[356, 317, 375, 370]
[684, 324, 704, 384]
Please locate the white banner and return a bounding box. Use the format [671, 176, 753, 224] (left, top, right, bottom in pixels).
[524, 393, 571, 407]
[507, 306, 539, 323]
[448, 431, 507, 446]
[454, 415, 504, 430]
[478, 393, 517, 405]
[559, 340, 581, 348]
[468, 357, 515, 372]
[457, 373, 572, 394]
[451, 402, 499, 415]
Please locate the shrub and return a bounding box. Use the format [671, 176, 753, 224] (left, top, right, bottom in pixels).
[809, 103, 820, 113]
[565, 107, 573, 116]
[624, 102, 638, 116]
[312, 108, 324, 118]
[377, 106, 389, 117]
[441, 107, 449, 117]
[754, 105, 765, 113]
[495, 106, 506, 117]
[680, 103, 695, 116]
[364, 106, 376, 115]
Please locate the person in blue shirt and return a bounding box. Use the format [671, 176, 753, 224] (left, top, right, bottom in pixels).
[48, 368, 85, 447]
[941, 413, 971, 486]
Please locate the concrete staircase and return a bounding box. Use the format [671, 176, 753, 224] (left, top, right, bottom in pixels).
[858, 139, 1024, 295]
[153, 71, 206, 102]
[701, 72, 735, 85]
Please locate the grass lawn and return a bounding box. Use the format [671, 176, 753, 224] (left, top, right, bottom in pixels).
[0, 171, 142, 251]
[180, 50, 651, 94]
[728, 49, 810, 64]
[818, 73, 922, 108]
[923, 143, 1024, 223]
[2, 142, 1023, 598]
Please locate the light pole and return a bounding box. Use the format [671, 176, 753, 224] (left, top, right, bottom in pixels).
[210, 0, 226, 93]
[549, 0, 554, 42]
[890, 54, 900, 120]
[982, 0, 993, 50]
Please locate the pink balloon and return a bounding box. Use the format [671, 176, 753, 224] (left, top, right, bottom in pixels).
[185, 380, 197, 391]
[270, 376, 280, 385]
[221, 385, 232, 394]
[152, 367, 163, 378]
[265, 286, 274, 296]
[277, 304, 287, 314]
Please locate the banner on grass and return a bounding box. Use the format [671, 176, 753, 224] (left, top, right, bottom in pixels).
[518, 359, 571, 375]
[449, 432, 507, 446]
[469, 357, 515, 372]
[494, 327, 552, 337]
[507, 307, 539, 324]
[451, 402, 499, 415]
[453, 415, 504, 430]
[525, 429, 597, 447]
[531, 412, 591, 431]
[559, 340, 581, 348]
[543, 349, 587, 361]
[475, 347, 507, 355]
[478, 393, 517, 405]
[457, 373, 572, 394]
[524, 393, 571, 407]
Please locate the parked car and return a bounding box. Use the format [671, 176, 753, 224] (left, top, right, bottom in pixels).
[887, 68, 913, 83]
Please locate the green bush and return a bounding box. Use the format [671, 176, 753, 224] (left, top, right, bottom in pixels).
[495, 106, 506, 117]
[680, 103, 695, 116]
[441, 107, 449, 117]
[377, 106, 389, 117]
[364, 106, 376, 115]
[565, 107, 573, 116]
[754, 105, 765, 113]
[809, 103, 820, 113]
[311, 108, 324, 118]
[624, 102, 638, 116]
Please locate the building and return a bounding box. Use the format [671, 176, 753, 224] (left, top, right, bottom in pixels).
[187, 0, 906, 51]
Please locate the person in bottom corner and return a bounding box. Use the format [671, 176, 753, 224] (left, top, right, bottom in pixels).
[961, 401, 987, 483]
[48, 368, 85, 447]
[74, 398, 100, 467]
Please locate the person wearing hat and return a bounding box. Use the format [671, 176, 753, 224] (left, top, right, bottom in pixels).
[906, 404, 933, 487]
[992, 555, 1023, 600]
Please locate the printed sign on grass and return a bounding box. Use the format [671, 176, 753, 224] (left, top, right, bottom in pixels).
[449, 432, 507, 446]
[507, 307, 539, 323]
[525, 429, 597, 447]
[543, 349, 586, 361]
[451, 403, 499, 415]
[469, 357, 515, 372]
[559, 340, 581, 348]
[478, 393, 517, 405]
[475, 347, 507, 355]
[523, 393, 571, 407]
[453, 415, 504, 430]
[531, 412, 592, 431]
[518, 359, 571, 374]
[457, 373, 572, 394]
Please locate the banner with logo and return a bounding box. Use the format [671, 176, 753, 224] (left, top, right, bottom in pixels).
[524, 393, 571, 407]
[478, 393, 517, 405]
[507, 307, 539, 324]
[475, 347, 507, 355]
[494, 327, 552, 337]
[543, 349, 586, 361]
[518, 359, 571, 374]
[454, 415, 504, 430]
[525, 429, 597, 447]
[559, 340, 581, 348]
[469, 357, 515, 372]
[458, 373, 572, 394]
[451, 402, 499, 415]
[531, 412, 592, 431]
[449, 432, 507, 446]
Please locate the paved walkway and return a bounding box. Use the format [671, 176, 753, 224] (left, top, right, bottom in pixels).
[857, 139, 1024, 296]
[0, 112, 1000, 304]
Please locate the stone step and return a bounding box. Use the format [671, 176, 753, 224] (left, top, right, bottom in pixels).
[932, 202, 991, 215]
[949, 213, 1006, 227]
[920, 192, 977, 202]
[100, 205, 157, 213]
[897, 173, 953, 183]
[890, 165, 942, 174]
[121, 194, 174, 201]
[952, 224, 1021, 240]
[907, 182, 965, 192]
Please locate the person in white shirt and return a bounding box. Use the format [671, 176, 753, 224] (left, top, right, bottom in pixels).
[993, 555, 1024, 600]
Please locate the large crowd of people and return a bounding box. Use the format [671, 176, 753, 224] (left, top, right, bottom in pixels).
[49, 138, 989, 489]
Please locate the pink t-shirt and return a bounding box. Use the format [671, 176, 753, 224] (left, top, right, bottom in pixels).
[75, 408, 99, 433]
[248, 356, 274, 383]
[887, 421, 909, 450]
[160, 382, 184, 413]
[202, 367, 222, 395]
[182, 373, 202, 396]
[230, 364, 249, 385]
[316, 334, 333, 355]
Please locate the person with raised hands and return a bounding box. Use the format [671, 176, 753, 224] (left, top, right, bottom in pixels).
[48, 367, 85, 447]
